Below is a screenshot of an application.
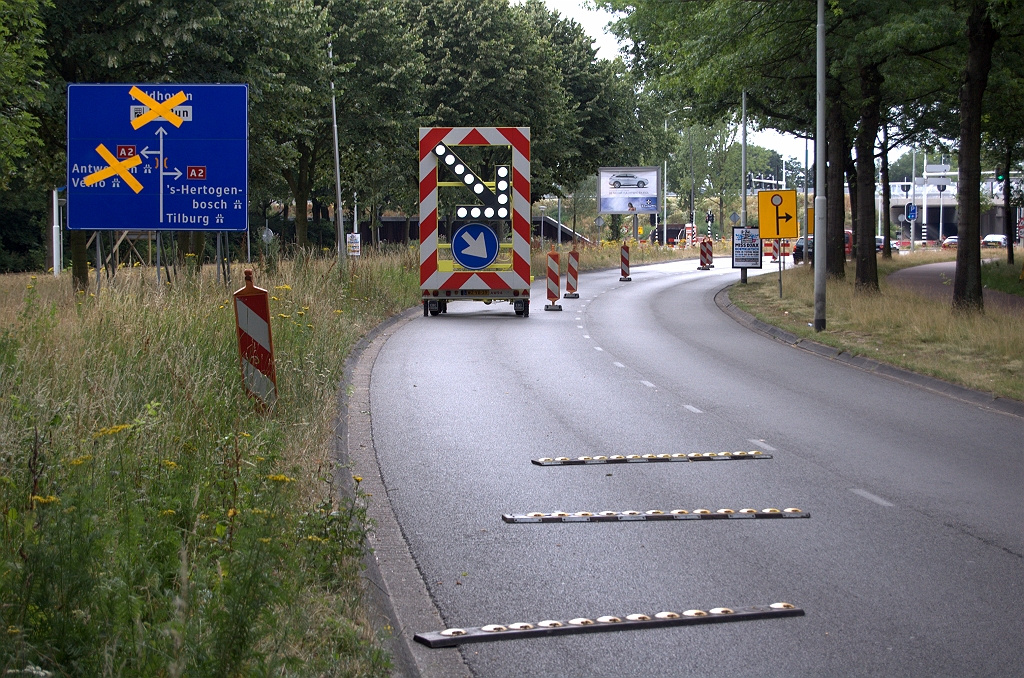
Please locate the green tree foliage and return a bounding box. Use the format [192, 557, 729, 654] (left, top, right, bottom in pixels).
[0, 0, 45, 190]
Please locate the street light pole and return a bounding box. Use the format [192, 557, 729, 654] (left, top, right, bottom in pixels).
[741, 90, 748, 284]
[813, 0, 827, 331]
[329, 45, 344, 259]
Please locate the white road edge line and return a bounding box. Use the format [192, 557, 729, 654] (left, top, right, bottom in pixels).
[613, 362, 625, 368]
[577, 325, 583, 328]
[641, 380, 656, 388]
[583, 335, 590, 338]
[748, 439, 777, 452]
[684, 405, 703, 414]
[849, 488, 894, 507]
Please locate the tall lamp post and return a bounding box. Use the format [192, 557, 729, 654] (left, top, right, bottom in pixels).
[664, 110, 677, 246]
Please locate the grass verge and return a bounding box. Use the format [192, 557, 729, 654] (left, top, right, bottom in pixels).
[982, 257, 1024, 297]
[0, 249, 420, 676]
[728, 251, 1024, 402]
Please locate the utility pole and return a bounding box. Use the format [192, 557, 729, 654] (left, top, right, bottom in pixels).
[813, 0, 827, 331]
[741, 90, 748, 284]
[330, 45, 344, 259]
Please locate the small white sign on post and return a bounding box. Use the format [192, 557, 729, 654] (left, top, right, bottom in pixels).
[346, 232, 361, 256]
[732, 227, 762, 269]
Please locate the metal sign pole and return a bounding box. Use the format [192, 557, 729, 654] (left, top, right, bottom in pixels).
[94, 231, 102, 294]
[216, 232, 222, 283]
[156, 232, 162, 287]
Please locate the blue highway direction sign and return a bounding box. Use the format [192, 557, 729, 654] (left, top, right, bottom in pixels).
[67, 84, 247, 231]
[451, 223, 499, 270]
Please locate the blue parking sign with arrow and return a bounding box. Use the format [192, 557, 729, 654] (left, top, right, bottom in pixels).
[451, 223, 499, 270]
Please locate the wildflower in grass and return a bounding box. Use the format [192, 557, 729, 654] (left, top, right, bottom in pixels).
[353, 476, 362, 483]
[266, 474, 295, 483]
[31, 495, 60, 505]
[297, 311, 304, 316]
[69, 454, 93, 466]
[160, 509, 176, 516]
[278, 314, 290, 319]
[239, 432, 250, 437]
[251, 508, 267, 515]
[219, 305, 225, 309]
[255, 456, 265, 462]
[162, 459, 178, 469]
[7, 626, 19, 635]
[26, 284, 33, 289]
[274, 285, 292, 291]
[271, 296, 279, 301]
[334, 309, 343, 314]
[302, 306, 309, 310]
[93, 423, 132, 438]
[307, 324, 313, 329]
[228, 508, 239, 518]
[305, 535, 327, 543]
[258, 537, 271, 543]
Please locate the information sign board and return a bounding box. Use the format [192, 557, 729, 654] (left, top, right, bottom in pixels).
[67, 84, 248, 231]
[346, 233, 362, 256]
[732, 227, 762, 269]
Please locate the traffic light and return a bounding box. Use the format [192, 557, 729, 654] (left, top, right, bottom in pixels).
[706, 210, 714, 224]
[996, 168, 1006, 182]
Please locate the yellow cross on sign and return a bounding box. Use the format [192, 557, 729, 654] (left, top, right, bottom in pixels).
[129, 86, 188, 129]
[84, 144, 144, 193]
[757, 189, 798, 239]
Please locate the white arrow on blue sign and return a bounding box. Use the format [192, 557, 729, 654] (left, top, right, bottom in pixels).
[905, 204, 917, 221]
[451, 223, 499, 270]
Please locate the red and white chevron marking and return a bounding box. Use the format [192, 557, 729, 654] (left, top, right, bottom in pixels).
[234, 271, 277, 407]
[620, 244, 630, 279]
[566, 249, 579, 294]
[546, 250, 560, 301]
[700, 238, 714, 268]
[419, 127, 531, 294]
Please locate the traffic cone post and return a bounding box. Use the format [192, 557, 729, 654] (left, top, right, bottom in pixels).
[564, 248, 580, 298]
[545, 246, 562, 311]
[619, 244, 631, 281]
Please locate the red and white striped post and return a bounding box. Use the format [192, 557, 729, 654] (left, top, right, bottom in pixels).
[564, 248, 580, 298]
[233, 269, 277, 409]
[619, 244, 631, 281]
[545, 245, 562, 311]
[698, 237, 714, 270]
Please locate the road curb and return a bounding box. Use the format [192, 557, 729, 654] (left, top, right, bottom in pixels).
[336, 305, 471, 678]
[714, 285, 1024, 420]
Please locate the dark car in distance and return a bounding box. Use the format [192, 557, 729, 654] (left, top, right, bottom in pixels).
[793, 236, 812, 263]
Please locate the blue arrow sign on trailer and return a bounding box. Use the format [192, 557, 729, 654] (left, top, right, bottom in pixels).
[451, 223, 499, 270]
[67, 83, 248, 231]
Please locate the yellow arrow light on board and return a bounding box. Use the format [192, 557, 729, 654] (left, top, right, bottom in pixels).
[129, 86, 188, 129]
[84, 144, 144, 193]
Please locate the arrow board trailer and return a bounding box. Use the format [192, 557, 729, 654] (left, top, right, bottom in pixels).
[67, 84, 248, 231]
[419, 127, 532, 317]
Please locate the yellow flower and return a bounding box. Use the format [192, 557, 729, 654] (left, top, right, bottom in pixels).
[255, 456, 265, 462]
[334, 309, 343, 314]
[162, 459, 178, 469]
[26, 285, 33, 289]
[31, 495, 60, 505]
[296, 311, 304, 316]
[274, 285, 292, 291]
[251, 508, 267, 515]
[227, 508, 239, 518]
[302, 306, 309, 310]
[258, 538, 271, 543]
[266, 474, 295, 483]
[352, 475, 363, 483]
[7, 626, 19, 635]
[271, 296, 279, 301]
[278, 314, 290, 319]
[219, 305, 225, 309]
[239, 432, 250, 437]
[305, 535, 326, 543]
[307, 324, 313, 329]
[69, 454, 93, 466]
[93, 423, 132, 439]
[160, 509, 176, 516]
[30, 276, 36, 280]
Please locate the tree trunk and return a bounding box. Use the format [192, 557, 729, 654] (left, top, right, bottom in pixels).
[847, 155, 857, 262]
[826, 90, 847, 278]
[953, 1, 998, 312]
[881, 125, 893, 259]
[405, 215, 411, 245]
[855, 62, 882, 291]
[283, 142, 314, 249]
[1005, 145, 1014, 266]
[70, 230, 88, 290]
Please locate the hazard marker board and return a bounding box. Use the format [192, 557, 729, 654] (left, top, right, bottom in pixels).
[419, 127, 530, 299]
[502, 508, 808, 523]
[532, 451, 771, 465]
[757, 189, 798, 239]
[414, 602, 804, 647]
[234, 269, 277, 408]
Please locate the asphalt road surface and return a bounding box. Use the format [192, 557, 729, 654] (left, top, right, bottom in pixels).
[367, 258, 1024, 677]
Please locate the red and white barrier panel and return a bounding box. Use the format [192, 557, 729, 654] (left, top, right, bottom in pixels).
[698, 238, 714, 270]
[781, 240, 791, 257]
[564, 249, 580, 298]
[619, 244, 631, 281]
[233, 269, 277, 408]
[545, 247, 562, 311]
[764, 239, 779, 262]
